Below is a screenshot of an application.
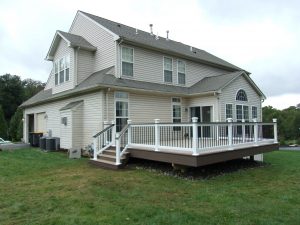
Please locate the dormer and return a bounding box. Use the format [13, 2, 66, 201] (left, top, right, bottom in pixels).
[45, 30, 97, 94]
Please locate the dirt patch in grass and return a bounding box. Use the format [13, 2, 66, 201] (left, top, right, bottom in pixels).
[126, 158, 268, 180]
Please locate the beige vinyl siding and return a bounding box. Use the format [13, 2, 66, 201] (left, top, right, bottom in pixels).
[77, 49, 94, 84]
[60, 111, 72, 149]
[105, 90, 188, 124]
[72, 104, 83, 148]
[187, 95, 219, 121]
[120, 44, 228, 87]
[218, 75, 262, 122]
[70, 13, 116, 73]
[24, 91, 103, 149]
[52, 39, 75, 94]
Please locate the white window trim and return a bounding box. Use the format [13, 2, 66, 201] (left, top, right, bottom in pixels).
[163, 56, 173, 83]
[54, 54, 70, 86]
[236, 104, 250, 122]
[114, 91, 130, 132]
[177, 59, 186, 85]
[121, 46, 134, 77]
[225, 103, 233, 120]
[251, 105, 258, 120]
[236, 89, 248, 102]
[171, 97, 182, 122]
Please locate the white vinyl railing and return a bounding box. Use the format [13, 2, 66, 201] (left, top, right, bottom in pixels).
[94, 118, 278, 165]
[93, 123, 115, 160]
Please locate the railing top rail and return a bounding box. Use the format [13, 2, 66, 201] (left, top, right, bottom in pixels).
[93, 124, 114, 138]
[129, 121, 276, 126]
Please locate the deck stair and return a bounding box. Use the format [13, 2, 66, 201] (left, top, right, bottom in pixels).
[90, 147, 130, 169]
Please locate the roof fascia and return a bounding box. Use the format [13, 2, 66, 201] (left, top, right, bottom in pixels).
[45, 31, 71, 61]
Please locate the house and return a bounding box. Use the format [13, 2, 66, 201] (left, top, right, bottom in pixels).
[20, 11, 278, 168]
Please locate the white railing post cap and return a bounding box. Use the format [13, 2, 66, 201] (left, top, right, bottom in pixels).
[252, 118, 257, 122]
[242, 119, 245, 123]
[192, 117, 198, 123]
[272, 118, 277, 123]
[227, 118, 233, 122]
[127, 119, 132, 124]
[111, 120, 115, 125]
[154, 119, 160, 123]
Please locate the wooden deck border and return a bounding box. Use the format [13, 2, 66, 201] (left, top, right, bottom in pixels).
[128, 144, 279, 167]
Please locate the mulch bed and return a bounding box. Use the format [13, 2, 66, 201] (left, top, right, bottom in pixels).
[126, 158, 268, 180]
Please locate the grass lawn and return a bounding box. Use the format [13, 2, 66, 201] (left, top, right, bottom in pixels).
[0, 149, 300, 225]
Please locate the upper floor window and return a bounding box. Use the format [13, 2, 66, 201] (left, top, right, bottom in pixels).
[54, 55, 70, 86]
[177, 60, 186, 85]
[236, 89, 248, 101]
[121, 47, 133, 76]
[164, 57, 173, 83]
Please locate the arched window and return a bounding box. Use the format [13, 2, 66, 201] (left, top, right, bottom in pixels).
[236, 89, 248, 101]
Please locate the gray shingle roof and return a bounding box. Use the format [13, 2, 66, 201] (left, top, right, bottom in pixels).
[20, 67, 249, 108]
[60, 100, 83, 111]
[80, 11, 242, 71]
[58, 30, 96, 51]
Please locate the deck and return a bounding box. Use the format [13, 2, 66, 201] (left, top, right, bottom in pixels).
[91, 118, 279, 169]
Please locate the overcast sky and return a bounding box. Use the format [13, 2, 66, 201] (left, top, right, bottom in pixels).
[0, 0, 299, 109]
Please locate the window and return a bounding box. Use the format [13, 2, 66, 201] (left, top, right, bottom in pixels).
[236, 105, 249, 122]
[54, 55, 70, 85]
[225, 104, 233, 119]
[252, 106, 258, 119]
[121, 47, 133, 76]
[236, 89, 248, 101]
[177, 60, 186, 85]
[115, 92, 129, 132]
[172, 97, 181, 130]
[164, 57, 173, 83]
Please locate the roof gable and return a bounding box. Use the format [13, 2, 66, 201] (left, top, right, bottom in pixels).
[45, 30, 96, 61]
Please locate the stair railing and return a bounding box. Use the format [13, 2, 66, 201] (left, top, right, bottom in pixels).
[115, 121, 131, 165]
[93, 123, 115, 160]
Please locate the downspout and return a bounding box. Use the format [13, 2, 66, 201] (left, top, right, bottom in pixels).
[116, 38, 124, 78]
[74, 47, 79, 86]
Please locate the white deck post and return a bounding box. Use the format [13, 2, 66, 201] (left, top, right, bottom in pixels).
[242, 119, 246, 143]
[127, 120, 132, 146]
[192, 117, 198, 155]
[273, 118, 278, 143]
[154, 119, 160, 151]
[253, 118, 258, 145]
[227, 118, 233, 149]
[93, 138, 97, 160]
[111, 120, 116, 146]
[115, 133, 121, 165]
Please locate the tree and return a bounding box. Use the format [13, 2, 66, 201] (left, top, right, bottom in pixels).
[0, 105, 8, 139]
[0, 74, 23, 122]
[22, 78, 45, 101]
[9, 108, 23, 141]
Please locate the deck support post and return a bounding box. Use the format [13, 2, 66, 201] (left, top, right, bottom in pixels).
[93, 138, 97, 160]
[192, 117, 198, 155]
[127, 120, 132, 146]
[154, 119, 160, 151]
[115, 133, 121, 165]
[111, 120, 116, 146]
[242, 119, 246, 143]
[227, 118, 233, 150]
[253, 118, 258, 146]
[273, 118, 278, 143]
